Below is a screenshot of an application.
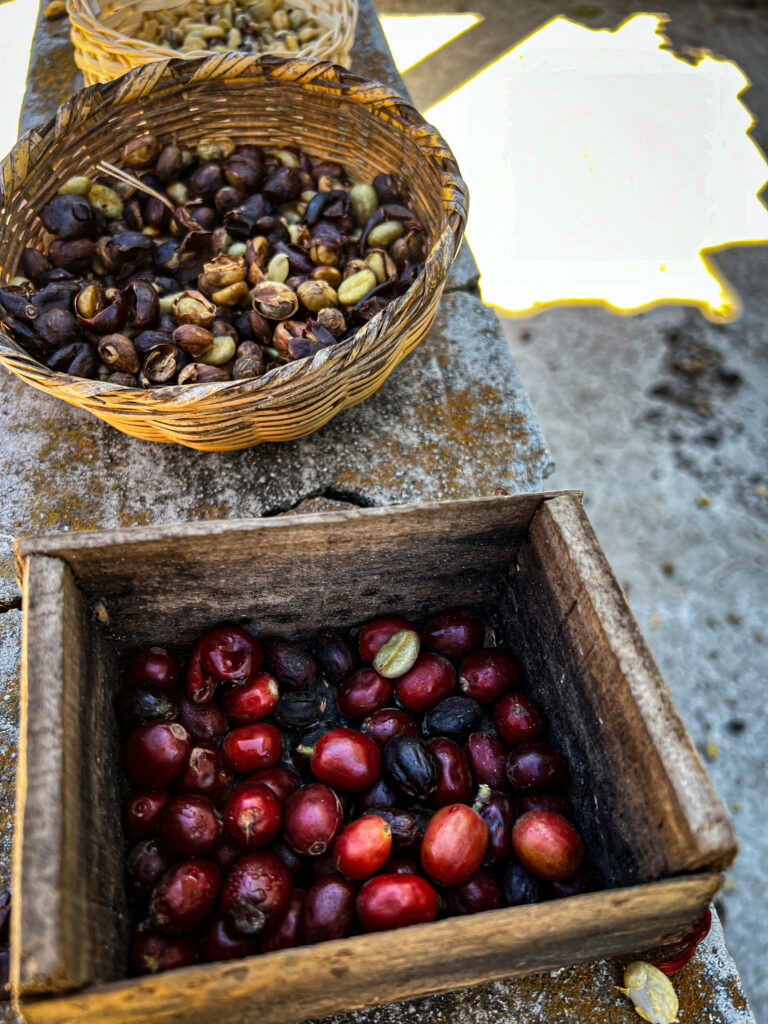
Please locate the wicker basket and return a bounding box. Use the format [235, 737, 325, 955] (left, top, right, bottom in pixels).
[68, 0, 359, 85]
[0, 55, 467, 451]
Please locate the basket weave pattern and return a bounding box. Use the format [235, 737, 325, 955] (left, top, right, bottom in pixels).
[68, 0, 358, 85]
[0, 56, 467, 451]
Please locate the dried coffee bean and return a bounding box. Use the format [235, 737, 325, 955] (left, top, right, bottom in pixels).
[263, 638, 317, 692]
[422, 696, 483, 743]
[383, 735, 439, 801]
[275, 692, 328, 732]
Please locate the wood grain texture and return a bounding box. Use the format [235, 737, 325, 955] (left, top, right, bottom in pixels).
[68, 0, 358, 84]
[12, 556, 125, 998]
[503, 494, 737, 884]
[16, 492, 571, 650]
[0, 55, 467, 450]
[17, 874, 721, 1024]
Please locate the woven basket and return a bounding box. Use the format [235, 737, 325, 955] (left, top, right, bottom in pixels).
[0, 55, 467, 451]
[68, 0, 358, 85]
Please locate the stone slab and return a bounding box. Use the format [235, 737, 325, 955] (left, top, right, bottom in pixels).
[0, 1, 755, 1022]
[0, 289, 549, 605]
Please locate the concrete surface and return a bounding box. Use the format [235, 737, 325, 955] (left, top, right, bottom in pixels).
[502, 264, 768, 1021]
[0, 0, 758, 1021]
[375, 0, 768, 1013]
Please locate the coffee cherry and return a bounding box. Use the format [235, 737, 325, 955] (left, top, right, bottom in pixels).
[263, 638, 317, 691]
[422, 696, 482, 743]
[150, 859, 221, 935]
[547, 866, 588, 899]
[421, 804, 488, 887]
[422, 610, 485, 659]
[381, 857, 420, 875]
[125, 647, 180, 691]
[494, 693, 544, 748]
[314, 629, 357, 683]
[201, 913, 258, 962]
[382, 734, 439, 801]
[223, 723, 282, 774]
[506, 742, 567, 792]
[157, 794, 223, 857]
[395, 653, 455, 712]
[337, 668, 393, 718]
[301, 727, 381, 792]
[301, 875, 357, 943]
[465, 733, 508, 792]
[249, 766, 299, 803]
[223, 781, 283, 848]
[199, 625, 260, 683]
[333, 815, 392, 880]
[221, 852, 292, 935]
[126, 839, 173, 905]
[274, 691, 327, 731]
[428, 737, 472, 807]
[459, 649, 519, 703]
[115, 682, 178, 733]
[129, 930, 198, 975]
[210, 839, 247, 874]
[444, 870, 501, 915]
[122, 789, 170, 840]
[123, 722, 191, 789]
[177, 743, 232, 805]
[261, 889, 306, 952]
[284, 783, 343, 855]
[270, 838, 313, 885]
[221, 672, 280, 724]
[359, 616, 415, 663]
[361, 708, 418, 748]
[356, 775, 403, 812]
[370, 808, 422, 849]
[357, 874, 438, 932]
[511, 811, 584, 881]
[502, 861, 541, 906]
[474, 789, 515, 865]
[177, 695, 228, 743]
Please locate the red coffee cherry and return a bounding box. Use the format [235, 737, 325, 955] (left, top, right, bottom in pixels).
[222, 723, 282, 774]
[337, 668, 393, 719]
[359, 616, 416, 663]
[428, 737, 472, 807]
[494, 693, 544, 748]
[150, 859, 221, 935]
[511, 811, 584, 881]
[395, 654, 456, 713]
[360, 708, 418, 748]
[177, 743, 233, 805]
[357, 874, 439, 932]
[333, 815, 392, 880]
[129, 930, 198, 975]
[157, 794, 223, 857]
[123, 722, 191, 789]
[465, 733, 508, 792]
[422, 610, 485, 659]
[260, 889, 306, 952]
[125, 647, 180, 691]
[300, 727, 381, 792]
[459, 649, 520, 704]
[221, 852, 291, 935]
[283, 783, 343, 856]
[506, 742, 567, 793]
[122, 789, 170, 840]
[420, 804, 488, 887]
[221, 672, 280, 724]
[222, 781, 283, 848]
[300, 875, 356, 943]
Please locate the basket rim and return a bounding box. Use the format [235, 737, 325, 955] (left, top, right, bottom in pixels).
[0, 54, 468, 408]
[66, 0, 357, 62]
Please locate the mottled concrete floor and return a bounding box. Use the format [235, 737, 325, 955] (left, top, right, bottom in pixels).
[373, 0, 768, 1012]
[500, 243, 768, 1018]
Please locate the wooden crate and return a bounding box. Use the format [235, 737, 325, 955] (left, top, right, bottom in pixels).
[11, 492, 736, 1024]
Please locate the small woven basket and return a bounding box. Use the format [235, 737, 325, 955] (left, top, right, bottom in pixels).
[68, 0, 358, 85]
[0, 55, 467, 451]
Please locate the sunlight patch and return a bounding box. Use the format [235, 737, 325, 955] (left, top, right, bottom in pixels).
[419, 13, 768, 321]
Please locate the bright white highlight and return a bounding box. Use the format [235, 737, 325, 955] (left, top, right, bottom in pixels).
[380, 14, 481, 75]
[383, 13, 768, 322]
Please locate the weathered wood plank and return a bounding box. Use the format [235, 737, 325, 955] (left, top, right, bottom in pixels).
[13, 555, 125, 997]
[17, 874, 720, 1024]
[504, 494, 737, 884]
[15, 492, 575, 651]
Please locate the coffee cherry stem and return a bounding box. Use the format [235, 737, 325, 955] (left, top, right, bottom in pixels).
[472, 783, 492, 813]
[296, 744, 315, 757]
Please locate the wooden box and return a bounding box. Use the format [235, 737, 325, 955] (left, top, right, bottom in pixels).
[11, 491, 736, 1024]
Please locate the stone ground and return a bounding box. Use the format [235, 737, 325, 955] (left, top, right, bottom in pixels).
[382, 0, 768, 1015]
[380, 0, 768, 1015]
[0, 1, 761, 1021]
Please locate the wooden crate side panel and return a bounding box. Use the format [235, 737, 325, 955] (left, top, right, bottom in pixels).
[513, 495, 736, 882]
[17, 874, 720, 1024]
[15, 494, 564, 651]
[13, 556, 125, 997]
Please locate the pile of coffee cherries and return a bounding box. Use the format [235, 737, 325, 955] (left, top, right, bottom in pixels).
[0, 134, 426, 386]
[118, 611, 587, 975]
